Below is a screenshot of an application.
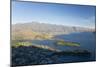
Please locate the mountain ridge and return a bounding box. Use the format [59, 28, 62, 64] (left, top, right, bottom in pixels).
[12, 21, 95, 40]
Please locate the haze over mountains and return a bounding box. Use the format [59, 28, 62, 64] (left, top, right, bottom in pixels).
[12, 21, 95, 35]
[12, 21, 95, 41]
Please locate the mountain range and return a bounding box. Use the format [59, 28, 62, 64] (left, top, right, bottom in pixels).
[12, 21, 95, 40]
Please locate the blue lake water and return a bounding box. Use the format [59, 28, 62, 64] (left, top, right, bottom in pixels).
[32, 32, 96, 62]
[54, 32, 96, 62]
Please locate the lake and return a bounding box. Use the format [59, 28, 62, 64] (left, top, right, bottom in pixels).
[32, 32, 96, 62]
[12, 32, 96, 66]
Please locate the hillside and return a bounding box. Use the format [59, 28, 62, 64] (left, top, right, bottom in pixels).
[12, 21, 95, 40]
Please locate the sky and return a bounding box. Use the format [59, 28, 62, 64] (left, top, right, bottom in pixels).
[12, 1, 96, 28]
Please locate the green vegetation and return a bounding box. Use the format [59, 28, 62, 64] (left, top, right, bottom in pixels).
[56, 40, 80, 47]
[12, 41, 32, 48]
[32, 32, 53, 39]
